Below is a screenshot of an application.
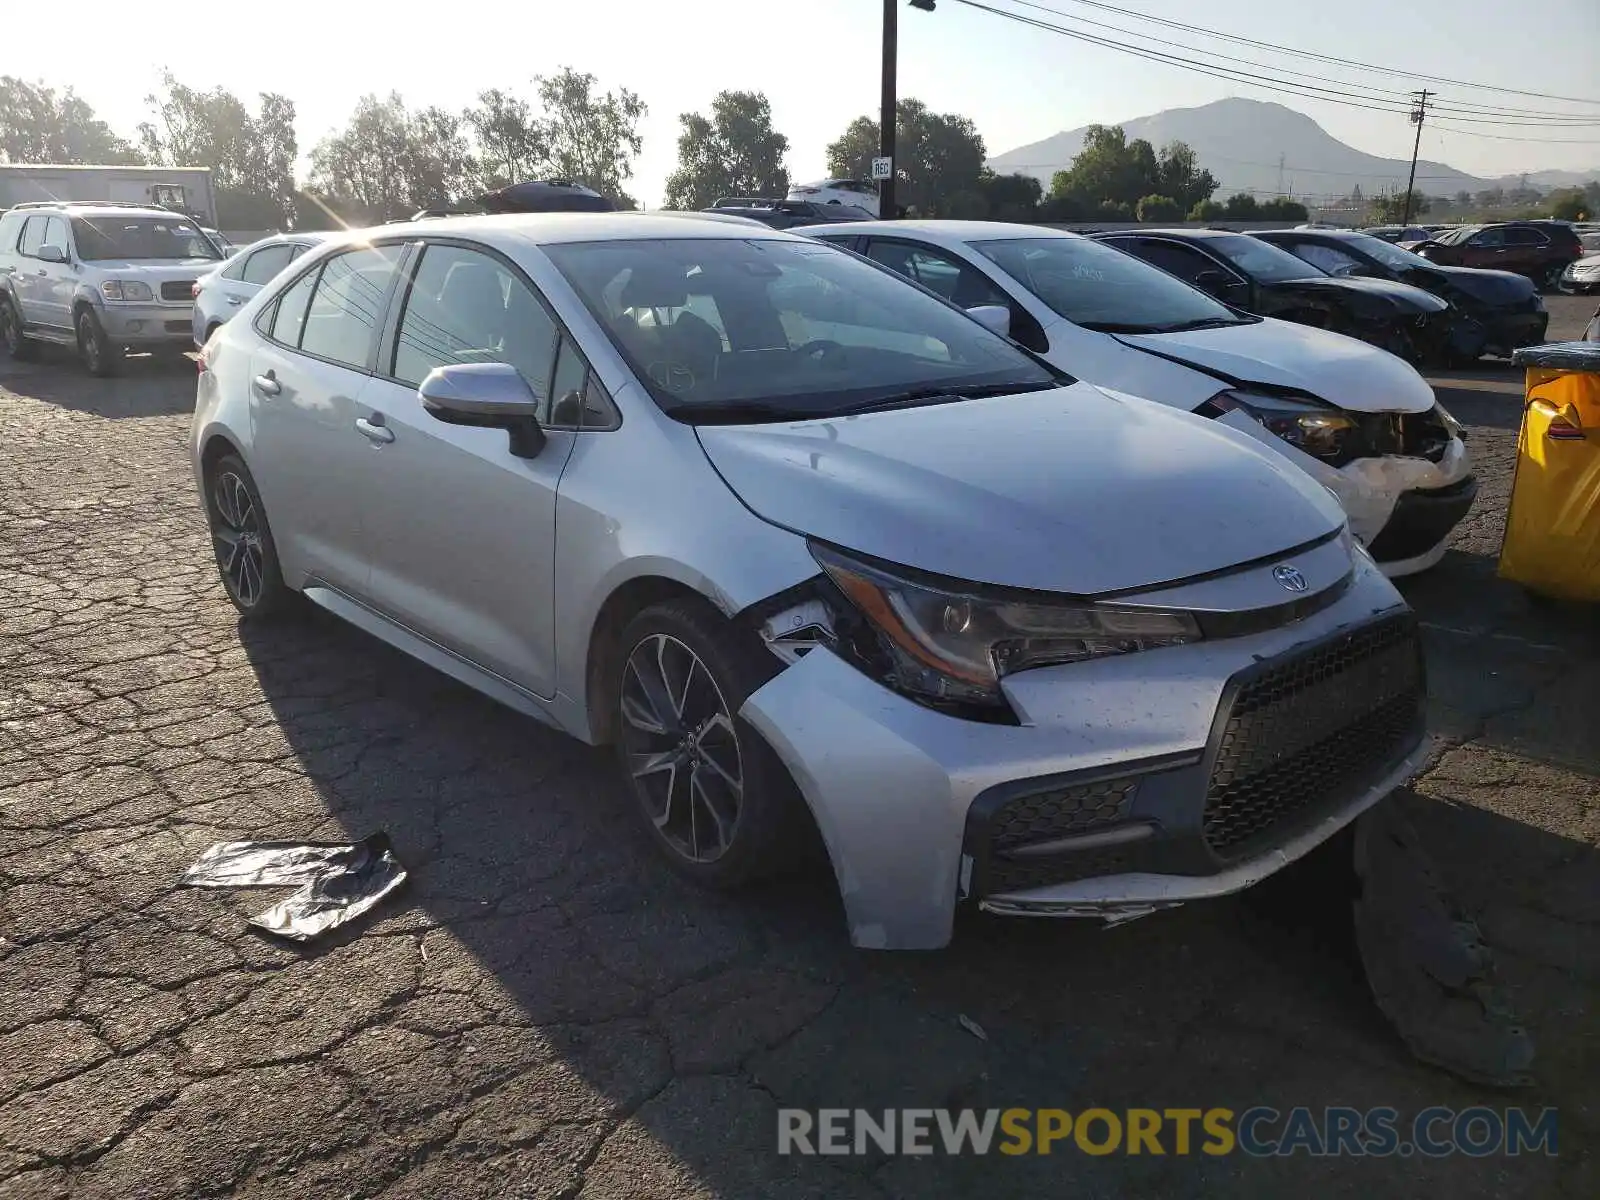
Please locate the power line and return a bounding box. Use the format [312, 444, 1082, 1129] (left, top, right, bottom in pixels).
[952, 0, 1600, 145]
[995, 0, 1600, 109]
[982, 0, 1600, 124]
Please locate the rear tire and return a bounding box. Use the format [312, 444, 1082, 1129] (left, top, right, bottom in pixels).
[76, 308, 119, 377]
[203, 453, 297, 620]
[0, 296, 37, 361]
[612, 597, 811, 890]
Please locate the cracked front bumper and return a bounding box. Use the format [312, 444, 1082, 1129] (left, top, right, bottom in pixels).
[739, 554, 1425, 950]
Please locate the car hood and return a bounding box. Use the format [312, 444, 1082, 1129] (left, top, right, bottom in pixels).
[1425, 264, 1540, 302]
[695, 382, 1345, 595]
[1266, 275, 1448, 313]
[1117, 317, 1437, 414]
[81, 258, 221, 278]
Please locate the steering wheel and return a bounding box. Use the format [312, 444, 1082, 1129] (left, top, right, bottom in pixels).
[794, 339, 848, 365]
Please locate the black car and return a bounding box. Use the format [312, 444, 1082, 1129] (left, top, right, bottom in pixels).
[477, 179, 616, 213]
[1253, 229, 1548, 361]
[702, 198, 874, 230]
[1092, 228, 1480, 365]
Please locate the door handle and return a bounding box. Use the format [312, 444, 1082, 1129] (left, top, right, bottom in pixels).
[36, 269, 47, 276]
[252, 371, 281, 397]
[226, 296, 245, 306]
[355, 415, 395, 444]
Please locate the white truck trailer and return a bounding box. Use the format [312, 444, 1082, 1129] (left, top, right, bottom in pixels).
[0, 164, 217, 226]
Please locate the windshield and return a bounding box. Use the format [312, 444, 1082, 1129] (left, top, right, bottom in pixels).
[1203, 233, 1322, 283]
[545, 237, 1060, 421]
[1343, 234, 1433, 272]
[971, 236, 1248, 333]
[72, 216, 221, 261]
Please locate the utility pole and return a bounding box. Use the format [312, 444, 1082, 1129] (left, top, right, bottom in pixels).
[1277, 153, 1286, 197]
[1401, 90, 1430, 225]
[880, 0, 898, 220]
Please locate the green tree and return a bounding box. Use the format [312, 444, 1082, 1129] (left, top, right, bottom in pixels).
[1222, 193, 1260, 218]
[534, 67, 646, 207]
[464, 88, 546, 191]
[1369, 190, 1430, 222]
[1548, 188, 1590, 221]
[974, 171, 1042, 221]
[1188, 199, 1224, 221]
[307, 93, 476, 224]
[0, 76, 143, 164]
[826, 98, 986, 217]
[139, 71, 298, 226]
[664, 90, 789, 210]
[1154, 141, 1218, 213]
[1454, 189, 1472, 208]
[1258, 197, 1309, 221]
[1135, 194, 1182, 222]
[1050, 125, 1154, 209]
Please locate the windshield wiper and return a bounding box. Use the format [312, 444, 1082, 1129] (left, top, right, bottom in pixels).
[1148, 316, 1249, 333]
[666, 400, 819, 425]
[829, 380, 1056, 416]
[1078, 320, 1157, 333]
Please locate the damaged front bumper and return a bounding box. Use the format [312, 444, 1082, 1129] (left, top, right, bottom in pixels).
[739, 553, 1428, 951]
[1218, 409, 1474, 576]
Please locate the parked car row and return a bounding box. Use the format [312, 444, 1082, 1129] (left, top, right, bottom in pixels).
[187, 211, 1437, 950]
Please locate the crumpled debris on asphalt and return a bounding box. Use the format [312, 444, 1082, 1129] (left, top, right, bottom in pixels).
[1352, 800, 1536, 1089]
[180, 832, 407, 942]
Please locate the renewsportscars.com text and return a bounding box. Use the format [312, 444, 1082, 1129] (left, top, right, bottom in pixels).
[777, 1106, 1558, 1158]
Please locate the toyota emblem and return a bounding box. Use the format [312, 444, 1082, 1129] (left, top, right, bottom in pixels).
[1273, 564, 1309, 593]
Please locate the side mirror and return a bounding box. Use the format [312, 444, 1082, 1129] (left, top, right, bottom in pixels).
[419, 362, 546, 459]
[37, 244, 67, 264]
[966, 304, 1011, 338]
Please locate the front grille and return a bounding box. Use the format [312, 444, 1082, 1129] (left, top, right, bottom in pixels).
[1202, 616, 1424, 859]
[161, 280, 194, 302]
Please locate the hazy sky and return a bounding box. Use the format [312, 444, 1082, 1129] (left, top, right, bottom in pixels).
[3, 0, 1596, 204]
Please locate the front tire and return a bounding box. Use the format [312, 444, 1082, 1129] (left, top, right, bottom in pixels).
[76, 308, 119, 377]
[204, 453, 296, 619]
[613, 597, 809, 890]
[1, 296, 38, 360]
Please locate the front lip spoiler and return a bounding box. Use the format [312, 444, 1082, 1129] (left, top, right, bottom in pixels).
[977, 734, 1434, 923]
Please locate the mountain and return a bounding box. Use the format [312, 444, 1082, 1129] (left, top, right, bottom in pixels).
[1494, 167, 1600, 190]
[988, 98, 1502, 200]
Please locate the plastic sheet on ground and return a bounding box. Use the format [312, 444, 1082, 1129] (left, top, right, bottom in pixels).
[180, 833, 407, 942]
[1352, 801, 1535, 1088]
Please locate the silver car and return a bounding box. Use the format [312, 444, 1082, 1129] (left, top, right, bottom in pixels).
[192, 233, 332, 347]
[192, 214, 1429, 951]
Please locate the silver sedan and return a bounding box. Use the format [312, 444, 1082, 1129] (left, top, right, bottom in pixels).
[192, 214, 1428, 950]
[191, 232, 333, 348]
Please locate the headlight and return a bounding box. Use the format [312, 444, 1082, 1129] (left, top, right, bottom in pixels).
[811, 543, 1202, 710]
[1532, 294, 1545, 312]
[101, 280, 154, 302]
[1207, 389, 1358, 463]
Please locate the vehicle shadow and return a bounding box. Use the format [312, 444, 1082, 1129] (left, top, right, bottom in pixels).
[232, 594, 1595, 1195]
[0, 344, 195, 418]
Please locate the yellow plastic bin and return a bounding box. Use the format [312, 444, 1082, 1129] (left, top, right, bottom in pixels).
[1498, 341, 1600, 601]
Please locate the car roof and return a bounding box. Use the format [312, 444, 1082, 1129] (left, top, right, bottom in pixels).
[345, 211, 797, 247]
[5, 202, 192, 219]
[794, 219, 1085, 244]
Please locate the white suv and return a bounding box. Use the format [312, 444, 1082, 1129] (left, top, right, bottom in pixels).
[0, 201, 225, 375]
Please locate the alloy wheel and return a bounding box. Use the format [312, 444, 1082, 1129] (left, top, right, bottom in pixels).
[211, 471, 266, 608]
[619, 633, 744, 863]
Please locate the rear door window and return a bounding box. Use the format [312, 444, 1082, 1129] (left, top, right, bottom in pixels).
[241, 244, 296, 285]
[298, 245, 404, 369]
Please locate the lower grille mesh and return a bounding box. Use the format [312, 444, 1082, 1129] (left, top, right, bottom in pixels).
[1203, 616, 1424, 858]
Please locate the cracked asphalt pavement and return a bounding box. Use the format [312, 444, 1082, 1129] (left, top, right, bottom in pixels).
[2, 298, 1597, 1199]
